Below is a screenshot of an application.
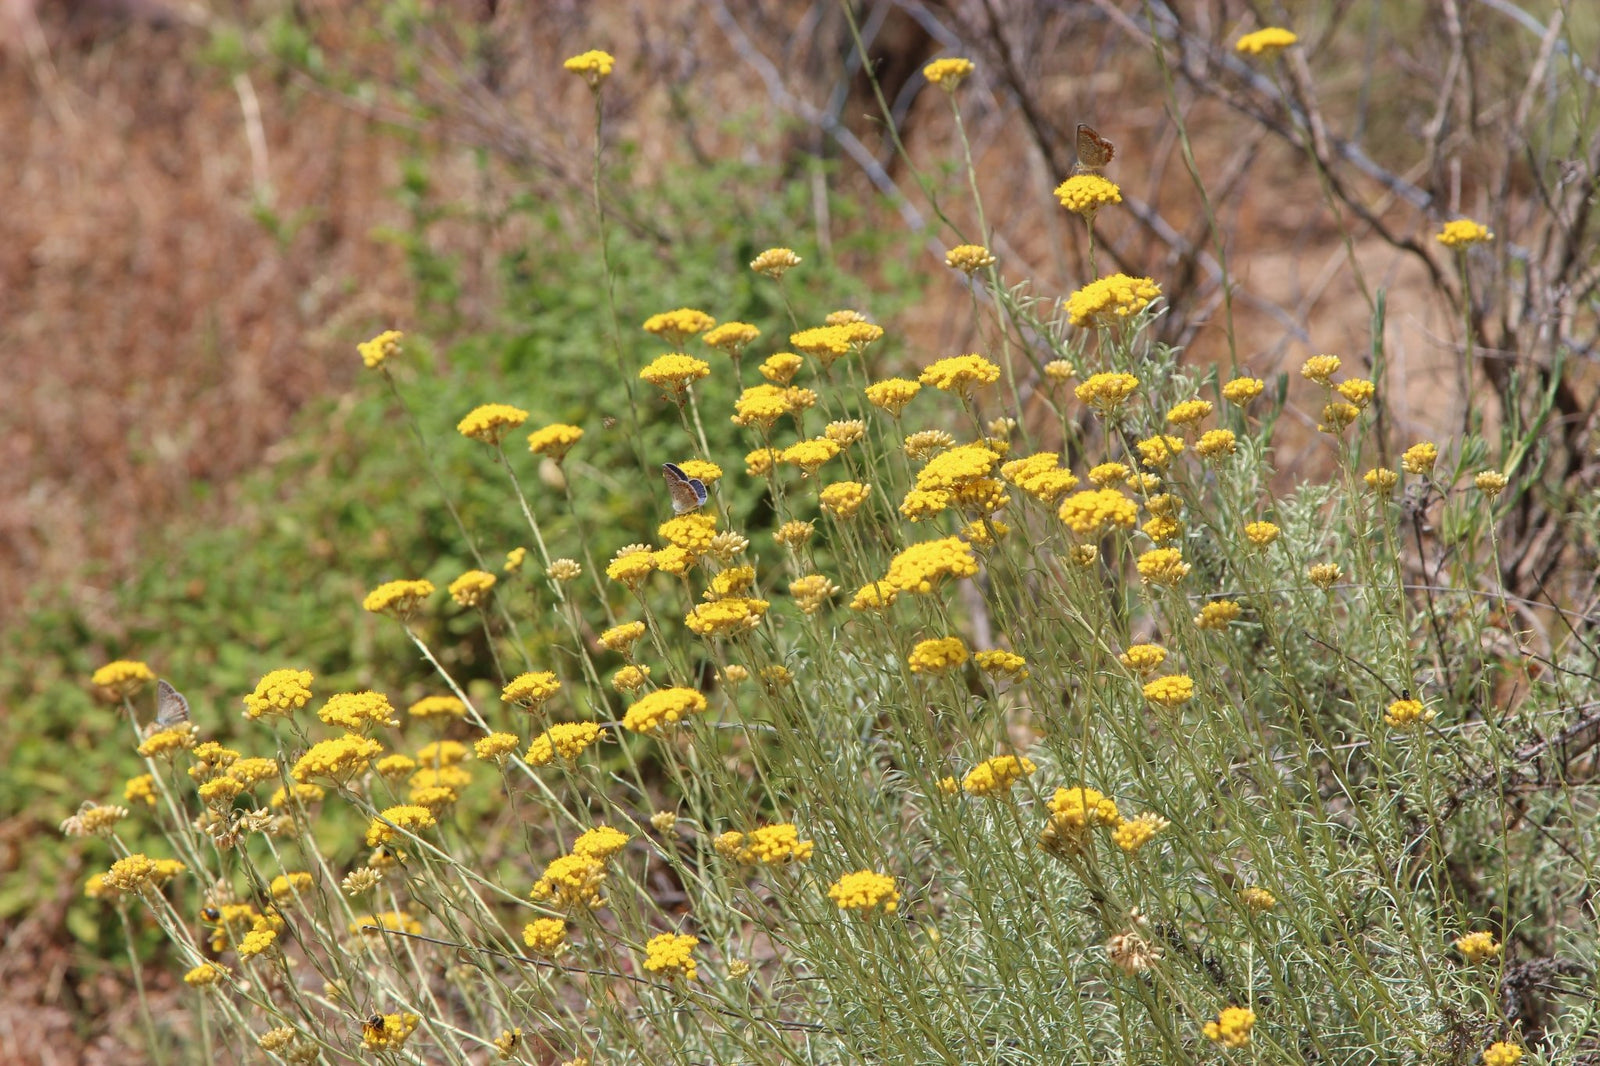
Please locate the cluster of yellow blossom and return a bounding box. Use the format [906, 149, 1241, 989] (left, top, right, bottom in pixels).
[919, 354, 1000, 396]
[623, 687, 708, 734]
[643, 932, 700, 980]
[1065, 274, 1161, 327]
[908, 637, 969, 675]
[640, 353, 710, 397]
[527, 423, 584, 460]
[922, 56, 974, 89]
[1235, 27, 1296, 55]
[243, 668, 313, 719]
[1054, 174, 1122, 218]
[961, 755, 1036, 797]
[362, 579, 435, 619]
[357, 329, 402, 369]
[643, 307, 715, 345]
[92, 660, 156, 700]
[827, 870, 900, 914]
[1001, 453, 1079, 504]
[716, 823, 816, 865]
[526, 722, 603, 765]
[1203, 1006, 1256, 1047]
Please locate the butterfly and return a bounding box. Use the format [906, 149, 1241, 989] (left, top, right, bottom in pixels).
[661, 462, 708, 514]
[1075, 123, 1115, 174]
[154, 679, 191, 729]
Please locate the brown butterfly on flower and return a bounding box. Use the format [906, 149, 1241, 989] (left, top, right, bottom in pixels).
[1074, 124, 1115, 175]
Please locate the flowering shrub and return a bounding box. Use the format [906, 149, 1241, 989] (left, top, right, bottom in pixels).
[54, 36, 1598, 1066]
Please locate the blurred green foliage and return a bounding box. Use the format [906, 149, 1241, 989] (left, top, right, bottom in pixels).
[0, 134, 928, 955]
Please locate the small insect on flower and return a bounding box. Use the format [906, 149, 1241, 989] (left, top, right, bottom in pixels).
[661, 462, 708, 515]
[153, 680, 190, 730]
[1074, 123, 1115, 174]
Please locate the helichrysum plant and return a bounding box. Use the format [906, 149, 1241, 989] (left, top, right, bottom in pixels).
[67, 42, 1596, 1066]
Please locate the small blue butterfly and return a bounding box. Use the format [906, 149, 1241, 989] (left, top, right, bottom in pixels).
[661, 462, 709, 514]
[155, 679, 191, 728]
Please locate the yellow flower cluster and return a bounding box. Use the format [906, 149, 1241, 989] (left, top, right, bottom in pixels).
[961, 755, 1037, 797]
[1383, 697, 1432, 729]
[623, 687, 708, 734]
[1301, 354, 1341, 385]
[789, 322, 882, 368]
[1203, 1006, 1256, 1047]
[457, 403, 529, 445]
[92, 659, 156, 700]
[1143, 674, 1195, 708]
[685, 597, 769, 637]
[1112, 812, 1170, 853]
[1137, 547, 1190, 585]
[1222, 376, 1265, 405]
[732, 384, 794, 430]
[183, 962, 228, 987]
[1059, 488, 1137, 536]
[318, 691, 397, 731]
[530, 853, 607, 911]
[717, 823, 816, 864]
[1065, 274, 1161, 326]
[883, 537, 979, 594]
[362, 1013, 420, 1052]
[527, 423, 584, 460]
[974, 650, 1029, 679]
[1437, 218, 1493, 248]
[562, 49, 615, 86]
[407, 695, 464, 720]
[365, 804, 437, 846]
[945, 244, 996, 273]
[703, 321, 759, 354]
[1235, 26, 1297, 55]
[820, 481, 872, 520]
[827, 870, 900, 914]
[1194, 600, 1242, 630]
[918, 354, 1000, 395]
[908, 636, 969, 675]
[503, 671, 561, 708]
[291, 733, 383, 783]
[640, 353, 711, 396]
[643, 932, 700, 980]
[1481, 1043, 1523, 1066]
[1119, 644, 1166, 675]
[522, 917, 567, 955]
[1001, 453, 1079, 503]
[865, 377, 921, 416]
[362, 579, 435, 619]
[789, 574, 838, 614]
[1244, 521, 1280, 548]
[750, 247, 802, 278]
[526, 722, 604, 765]
[1454, 930, 1502, 962]
[922, 56, 974, 88]
[1136, 434, 1185, 469]
[643, 307, 715, 344]
[1401, 441, 1439, 475]
[243, 668, 313, 719]
[1075, 371, 1140, 412]
[1364, 468, 1399, 493]
[357, 329, 402, 369]
[782, 437, 841, 476]
[1054, 174, 1123, 218]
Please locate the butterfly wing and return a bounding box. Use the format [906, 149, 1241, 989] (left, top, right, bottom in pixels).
[1075, 124, 1115, 173]
[155, 679, 191, 728]
[661, 462, 705, 514]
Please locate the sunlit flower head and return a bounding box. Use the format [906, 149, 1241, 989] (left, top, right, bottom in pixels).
[1385, 697, 1436, 730]
[291, 733, 383, 784]
[600, 620, 647, 654]
[1475, 470, 1508, 497]
[474, 732, 519, 762]
[318, 691, 397, 731]
[919, 354, 1000, 396]
[1203, 1007, 1256, 1048]
[903, 429, 955, 462]
[1364, 468, 1399, 494]
[92, 660, 156, 701]
[357, 329, 403, 369]
[685, 597, 769, 637]
[1194, 599, 1242, 630]
[850, 581, 900, 611]
[1437, 218, 1493, 248]
[1119, 643, 1166, 675]
[1000, 453, 1079, 504]
[503, 671, 561, 709]
[364, 804, 436, 847]
[457, 404, 528, 445]
[643, 308, 715, 347]
[1136, 434, 1185, 470]
[527, 423, 584, 461]
[622, 687, 708, 734]
[1244, 521, 1280, 548]
[1113, 812, 1170, 853]
[1300, 354, 1341, 385]
[1307, 562, 1342, 590]
[525, 721, 603, 765]
[908, 636, 969, 675]
[750, 247, 802, 278]
[1453, 930, 1502, 963]
[529, 853, 607, 910]
[789, 574, 838, 614]
[1166, 398, 1213, 426]
[828, 870, 899, 914]
[1336, 379, 1375, 408]
[1401, 441, 1439, 475]
[243, 669, 313, 720]
[362, 578, 435, 620]
[1044, 359, 1075, 381]
[885, 536, 979, 594]
[362, 1013, 420, 1052]
[962, 755, 1036, 797]
[1058, 488, 1138, 536]
[923, 57, 974, 89]
[703, 321, 760, 357]
[1235, 27, 1297, 55]
[782, 438, 841, 476]
[974, 650, 1029, 680]
[1054, 174, 1123, 219]
[522, 917, 567, 956]
[447, 569, 496, 609]
[757, 351, 803, 385]
[643, 932, 699, 980]
[1481, 1043, 1522, 1066]
[640, 353, 711, 398]
[1065, 274, 1161, 327]
[820, 480, 872, 520]
[945, 244, 996, 273]
[1195, 429, 1237, 461]
[184, 962, 228, 987]
[1143, 674, 1195, 708]
[1075, 372, 1140, 413]
[774, 520, 814, 548]
[563, 49, 615, 87]
[1222, 376, 1265, 405]
[720, 823, 815, 865]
